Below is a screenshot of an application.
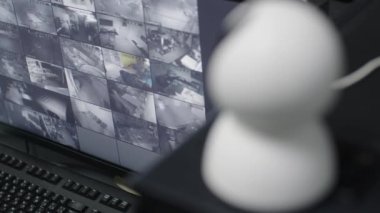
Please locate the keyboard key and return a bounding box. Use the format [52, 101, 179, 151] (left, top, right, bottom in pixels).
[109, 197, 121, 206]
[67, 200, 87, 212]
[63, 179, 74, 189]
[100, 194, 112, 204]
[117, 200, 130, 211]
[49, 174, 62, 184]
[87, 189, 100, 200]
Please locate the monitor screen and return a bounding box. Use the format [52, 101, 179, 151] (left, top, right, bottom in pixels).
[0, 0, 206, 172]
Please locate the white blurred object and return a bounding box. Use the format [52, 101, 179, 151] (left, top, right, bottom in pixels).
[202, 0, 345, 212]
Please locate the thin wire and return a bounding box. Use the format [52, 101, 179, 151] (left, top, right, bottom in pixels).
[332, 56, 380, 90]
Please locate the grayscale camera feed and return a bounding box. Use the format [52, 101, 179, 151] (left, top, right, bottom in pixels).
[53, 5, 99, 45]
[12, 0, 56, 35]
[154, 94, 205, 150]
[143, 0, 199, 34]
[0, 0, 205, 166]
[146, 25, 202, 72]
[20, 28, 63, 66]
[113, 112, 159, 153]
[109, 81, 156, 124]
[151, 61, 204, 106]
[98, 14, 148, 57]
[5, 101, 79, 149]
[61, 38, 105, 78]
[66, 69, 110, 109]
[0, 50, 30, 82]
[0, 76, 73, 123]
[95, 0, 144, 22]
[71, 98, 115, 137]
[103, 48, 152, 90]
[0, 100, 8, 123]
[0, 0, 17, 25]
[41, 116, 79, 149]
[0, 22, 22, 54]
[26, 57, 69, 96]
[52, 0, 95, 12]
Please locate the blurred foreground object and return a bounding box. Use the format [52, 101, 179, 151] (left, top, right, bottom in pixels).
[202, 0, 345, 212]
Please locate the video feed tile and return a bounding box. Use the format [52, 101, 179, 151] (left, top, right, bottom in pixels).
[95, 0, 144, 22]
[77, 127, 120, 164]
[154, 93, 205, 134]
[0, 76, 30, 106]
[98, 14, 148, 57]
[146, 25, 202, 72]
[151, 61, 204, 106]
[26, 57, 69, 96]
[5, 100, 79, 148]
[0, 0, 17, 25]
[0, 99, 8, 123]
[42, 115, 79, 149]
[5, 101, 51, 138]
[0, 22, 22, 54]
[61, 38, 105, 78]
[158, 123, 201, 153]
[13, 0, 56, 34]
[113, 112, 160, 153]
[52, 0, 95, 12]
[65, 69, 110, 108]
[143, 0, 199, 34]
[53, 5, 99, 45]
[0, 50, 30, 82]
[0, 77, 74, 123]
[28, 85, 74, 123]
[71, 98, 115, 137]
[117, 140, 161, 172]
[20, 28, 63, 66]
[103, 48, 152, 90]
[109, 81, 156, 123]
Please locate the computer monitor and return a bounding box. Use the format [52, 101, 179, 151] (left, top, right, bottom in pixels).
[0, 0, 220, 173]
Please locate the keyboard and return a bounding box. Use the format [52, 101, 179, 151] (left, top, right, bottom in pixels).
[0, 144, 139, 213]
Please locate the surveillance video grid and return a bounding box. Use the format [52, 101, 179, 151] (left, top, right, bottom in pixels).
[0, 0, 205, 160]
[0, 50, 30, 82]
[13, 0, 56, 35]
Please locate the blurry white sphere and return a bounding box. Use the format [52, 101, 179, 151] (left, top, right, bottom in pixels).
[207, 0, 344, 123]
[203, 0, 344, 212]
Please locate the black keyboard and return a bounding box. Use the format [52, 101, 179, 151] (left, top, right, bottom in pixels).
[0, 144, 138, 213]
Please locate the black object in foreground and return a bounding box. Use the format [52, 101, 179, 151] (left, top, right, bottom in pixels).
[135, 118, 380, 213]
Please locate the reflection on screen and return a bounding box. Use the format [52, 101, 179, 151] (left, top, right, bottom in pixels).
[0, 0, 205, 170]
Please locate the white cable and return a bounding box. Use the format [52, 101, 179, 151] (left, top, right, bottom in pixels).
[332, 56, 380, 90]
